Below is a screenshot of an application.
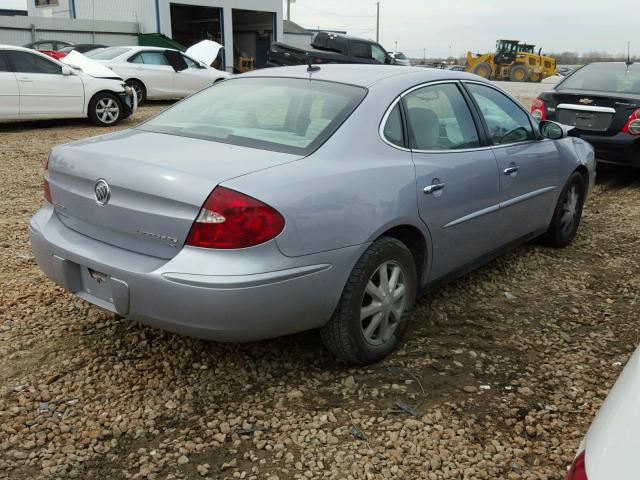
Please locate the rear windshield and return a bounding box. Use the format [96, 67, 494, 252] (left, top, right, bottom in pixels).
[557, 63, 640, 95]
[86, 47, 131, 60]
[139, 77, 367, 155]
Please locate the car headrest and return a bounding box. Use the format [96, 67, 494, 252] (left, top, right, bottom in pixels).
[408, 107, 440, 149]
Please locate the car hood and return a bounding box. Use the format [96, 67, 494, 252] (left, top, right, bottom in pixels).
[584, 346, 640, 479]
[185, 40, 223, 66]
[62, 50, 123, 80]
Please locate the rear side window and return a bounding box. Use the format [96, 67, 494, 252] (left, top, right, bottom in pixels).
[404, 83, 480, 150]
[5, 51, 62, 74]
[383, 103, 405, 147]
[466, 83, 535, 145]
[139, 77, 367, 155]
[136, 52, 169, 65]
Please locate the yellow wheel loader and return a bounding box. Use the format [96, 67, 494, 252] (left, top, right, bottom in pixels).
[465, 40, 557, 82]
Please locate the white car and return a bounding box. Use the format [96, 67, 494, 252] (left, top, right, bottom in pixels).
[87, 46, 230, 103]
[564, 346, 640, 479]
[389, 51, 412, 66]
[0, 45, 136, 126]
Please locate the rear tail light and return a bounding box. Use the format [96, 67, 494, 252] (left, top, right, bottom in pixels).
[43, 157, 52, 203]
[622, 108, 640, 135]
[565, 451, 588, 480]
[185, 187, 285, 249]
[531, 97, 547, 121]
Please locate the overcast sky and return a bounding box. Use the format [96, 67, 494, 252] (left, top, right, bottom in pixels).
[285, 0, 639, 58]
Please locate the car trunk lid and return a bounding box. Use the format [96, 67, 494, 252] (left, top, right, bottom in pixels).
[550, 89, 640, 133]
[48, 129, 300, 259]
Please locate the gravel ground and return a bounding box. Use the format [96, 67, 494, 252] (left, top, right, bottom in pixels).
[1, 93, 639, 480]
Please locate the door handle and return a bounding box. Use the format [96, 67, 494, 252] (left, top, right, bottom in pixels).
[503, 165, 520, 176]
[423, 181, 446, 194]
[18, 77, 33, 82]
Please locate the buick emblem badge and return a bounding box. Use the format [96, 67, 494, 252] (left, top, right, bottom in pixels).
[94, 179, 111, 205]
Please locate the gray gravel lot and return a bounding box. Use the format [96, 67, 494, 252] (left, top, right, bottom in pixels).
[1, 89, 639, 480]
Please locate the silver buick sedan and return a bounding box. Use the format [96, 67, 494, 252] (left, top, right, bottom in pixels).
[30, 65, 595, 364]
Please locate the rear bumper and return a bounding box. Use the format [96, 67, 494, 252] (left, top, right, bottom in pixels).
[578, 132, 640, 167]
[29, 204, 361, 342]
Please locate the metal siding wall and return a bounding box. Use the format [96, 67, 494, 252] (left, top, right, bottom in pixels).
[0, 15, 139, 46]
[73, 0, 156, 33]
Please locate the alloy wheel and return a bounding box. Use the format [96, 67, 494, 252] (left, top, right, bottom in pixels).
[360, 261, 407, 346]
[560, 184, 579, 236]
[95, 98, 120, 124]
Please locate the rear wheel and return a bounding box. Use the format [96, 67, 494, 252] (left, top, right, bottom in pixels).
[541, 172, 587, 248]
[126, 79, 146, 105]
[320, 237, 417, 365]
[509, 64, 530, 82]
[472, 61, 493, 79]
[529, 71, 542, 83]
[88, 92, 123, 127]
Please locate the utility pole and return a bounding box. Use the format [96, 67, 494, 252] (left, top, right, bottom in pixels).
[394, 40, 398, 52]
[287, 0, 291, 21]
[376, 2, 380, 43]
[423, 48, 426, 64]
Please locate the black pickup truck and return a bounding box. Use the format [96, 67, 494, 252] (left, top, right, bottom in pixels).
[268, 32, 395, 67]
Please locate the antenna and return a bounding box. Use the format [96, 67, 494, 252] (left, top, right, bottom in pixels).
[306, 52, 321, 73]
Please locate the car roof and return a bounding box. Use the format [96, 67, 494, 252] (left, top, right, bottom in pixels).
[0, 44, 38, 52]
[241, 64, 490, 88]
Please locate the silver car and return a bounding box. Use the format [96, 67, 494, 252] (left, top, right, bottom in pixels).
[30, 65, 595, 364]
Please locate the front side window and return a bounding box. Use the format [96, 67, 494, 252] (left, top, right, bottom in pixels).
[182, 55, 199, 68]
[139, 78, 367, 155]
[351, 42, 371, 60]
[371, 45, 387, 64]
[5, 51, 61, 74]
[404, 83, 480, 150]
[466, 83, 535, 145]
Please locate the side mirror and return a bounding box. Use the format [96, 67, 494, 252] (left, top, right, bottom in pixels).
[539, 120, 572, 140]
[61, 66, 72, 76]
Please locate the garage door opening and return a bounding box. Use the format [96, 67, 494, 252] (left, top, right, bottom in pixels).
[232, 9, 275, 72]
[170, 3, 223, 68]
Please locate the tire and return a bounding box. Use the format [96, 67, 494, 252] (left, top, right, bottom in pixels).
[320, 237, 418, 365]
[509, 64, 530, 82]
[88, 92, 123, 127]
[541, 172, 587, 248]
[126, 79, 146, 105]
[529, 72, 542, 83]
[471, 62, 493, 79]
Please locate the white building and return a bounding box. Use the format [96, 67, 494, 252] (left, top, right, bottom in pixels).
[16, 0, 283, 71]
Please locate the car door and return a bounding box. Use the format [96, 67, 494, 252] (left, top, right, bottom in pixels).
[5, 50, 84, 115]
[0, 51, 19, 117]
[127, 51, 175, 98]
[350, 41, 376, 64]
[464, 82, 561, 241]
[402, 82, 502, 281]
[172, 54, 211, 98]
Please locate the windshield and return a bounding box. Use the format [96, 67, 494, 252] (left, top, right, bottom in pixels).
[139, 77, 367, 155]
[86, 47, 131, 60]
[557, 63, 640, 94]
